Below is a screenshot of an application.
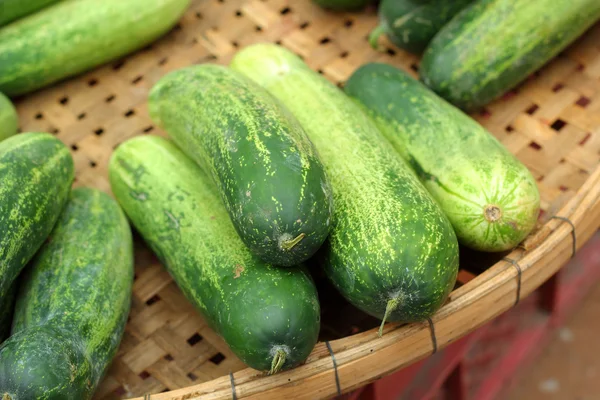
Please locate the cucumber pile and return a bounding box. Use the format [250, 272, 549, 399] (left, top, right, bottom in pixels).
[5, 0, 596, 395]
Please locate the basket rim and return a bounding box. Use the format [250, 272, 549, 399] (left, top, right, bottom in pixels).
[125, 167, 600, 399]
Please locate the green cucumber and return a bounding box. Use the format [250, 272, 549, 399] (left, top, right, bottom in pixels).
[369, 0, 473, 54]
[231, 44, 459, 333]
[0, 0, 190, 97]
[0, 133, 74, 302]
[0, 93, 17, 141]
[0, 287, 16, 343]
[0, 0, 62, 27]
[109, 136, 320, 372]
[312, 0, 371, 11]
[420, 0, 600, 110]
[149, 65, 332, 266]
[346, 63, 540, 251]
[0, 187, 134, 400]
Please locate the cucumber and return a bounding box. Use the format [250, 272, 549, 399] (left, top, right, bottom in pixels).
[0, 187, 134, 400]
[0, 0, 190, 97]
[346, 63, 540, 251]
[231, 44, 459, 333]
[0, 287, 16, 343]
[0, 133, 74, 302]
[312, 0, 371, 11]
[369, 0, 473, 54]
[0, 0, 61, 27]
[109, 136, 320, 373]
[0, 93, 17, 141]
[149, 65, 333, 266]
[420, 0, 600, 110]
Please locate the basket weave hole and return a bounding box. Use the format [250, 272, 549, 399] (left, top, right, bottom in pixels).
[209, 352, 226, 365]
[551, 119, 566, 131]
[576, 96, 591, 107]
[145, 294, 161, 306]
[139, 371, 151, 380]
[526, 104, 539, 115]
[187, 333, 203, 346]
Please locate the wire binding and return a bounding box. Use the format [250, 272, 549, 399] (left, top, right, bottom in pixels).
[325, 340, 342, 397]
[426, 317, 438, 354]
[230, 372, 237, 400]
[503, 257, 523, 306]
[552, 215, 577, 258]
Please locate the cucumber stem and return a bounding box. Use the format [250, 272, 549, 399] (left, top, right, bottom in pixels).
[280, 233, 305, 251]
[378, 297, 400, 337]
[484, 205, 502, 222]
[369, 24, 387, 51]
[269, 349, 287, 375]
[3, 394, 12, 400]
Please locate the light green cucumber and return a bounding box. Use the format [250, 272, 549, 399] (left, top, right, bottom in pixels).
[346, 63, 540, 251]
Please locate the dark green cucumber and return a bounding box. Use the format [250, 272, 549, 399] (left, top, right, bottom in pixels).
[231, 44, 459, 332]
[0, 286, 16, 343]
[312, 0, 371, 11]
[0, 133, 74, 302]
[149, 65, 332, 266]
[0, 187, 134, 400]
[369, 0, 473, 54]
[346, 63, 540, 251]
[0, 93, 17, 141]
[0, 0, 61, 27]
[0, 0, 190, 97]
[109, 136, 320, 372]
[420, 0, 600, 110]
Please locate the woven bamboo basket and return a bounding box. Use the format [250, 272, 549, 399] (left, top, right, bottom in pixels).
[12, 0, 600, 398]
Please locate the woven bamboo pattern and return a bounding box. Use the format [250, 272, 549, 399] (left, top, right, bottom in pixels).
[12, 0, 600, 398]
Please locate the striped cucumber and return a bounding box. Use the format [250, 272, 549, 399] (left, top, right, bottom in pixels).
[0, 0, 61, 27]
[0, 0, 190, 96]
[0, 93, 17, 141]
[109, 136, 320, 372]
[149, 65, 332, 266]
[0, 187, 134, 400]
[346, 63, 540, 251]
[231, 44, 459, 332]
[0, 133, 74, 301]
[420, 0, 600, 110]
[369, 0, 473, 54]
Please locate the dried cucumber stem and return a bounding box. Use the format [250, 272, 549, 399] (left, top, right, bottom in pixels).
[280, 233, 306, 251]
[369, 24, 387, 51]
[484, 205, 503, 223]
[378, 297, 400, 337]
[269, 348, 287, 375]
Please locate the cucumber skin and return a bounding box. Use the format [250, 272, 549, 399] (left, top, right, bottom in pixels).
[312, 0, 371, 11]
[109, 136, 320, 372]
[0, 0, 190, 97]
[0, 92, 18, 141]
[345, 63, 540, 251]
[0, 187, 134, 400]
[149, 65, 333, 267]
[0, 0, 61, 27]
[0, 133, 74, 302]
[373, 0, 473, 54]
[420, 0, 600, 110]
[231, 44, 459, 323]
